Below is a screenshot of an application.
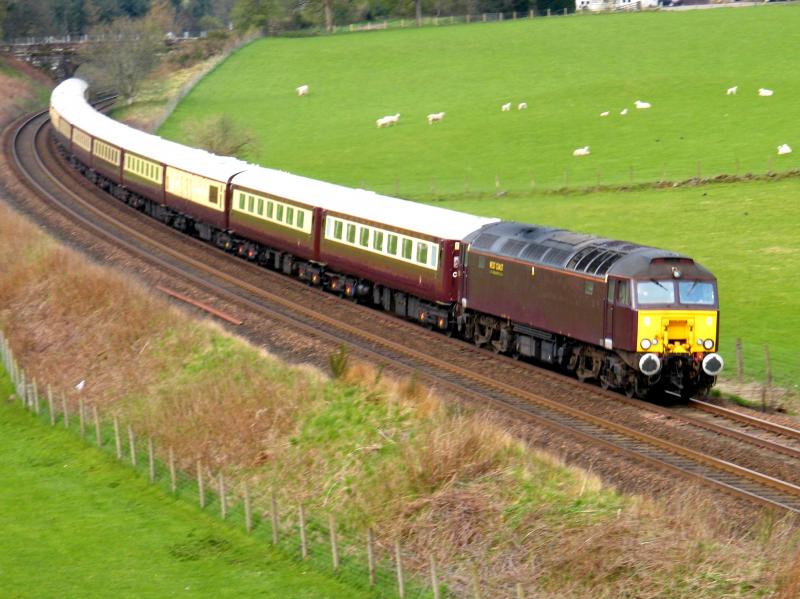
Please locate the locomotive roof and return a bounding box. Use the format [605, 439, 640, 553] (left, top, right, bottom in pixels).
[53, 79, 497, 241]
[51, 79, 250, 182]
[464, 221, 713, 279]
[232, 169, 497, 241]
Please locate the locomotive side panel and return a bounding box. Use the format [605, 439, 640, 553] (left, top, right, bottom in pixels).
[465, 249, 605, 346]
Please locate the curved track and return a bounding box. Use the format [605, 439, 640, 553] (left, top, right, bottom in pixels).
[6, 106, 800, 515]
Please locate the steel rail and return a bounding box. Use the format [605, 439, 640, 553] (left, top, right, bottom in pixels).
[7, 107, 800, 514]
[689, 398, 800, 440]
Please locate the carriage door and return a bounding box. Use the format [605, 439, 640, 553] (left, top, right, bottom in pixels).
[603, 279, 616, 350]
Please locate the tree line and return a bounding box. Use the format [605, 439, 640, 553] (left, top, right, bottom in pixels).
[1, 0, 572, 41]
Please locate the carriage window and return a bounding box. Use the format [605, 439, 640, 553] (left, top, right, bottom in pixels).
[431, 246, 438, 268]
[238, 193, 245, 210]
[373, 231, 384, 251]
[333, 220, 343, 239]
[416, 242, 428, 264]
[387, 234, 398, 255]
[359, 227, 370, 247]
[267, 201, 274, 218]
[296, 211, 305, 229]
[209, 186, 219, 205]
[248, 195, 255, 213]
[276, 204, 284, 222]
[286, 207, 294, 226]
[346, 224, 356, 243]
[402, 239, 413, 260]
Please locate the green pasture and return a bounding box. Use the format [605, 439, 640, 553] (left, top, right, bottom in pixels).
[159, 7, 800, 386]
[0, 372, 370, 598]
[160, 6, 800, 194]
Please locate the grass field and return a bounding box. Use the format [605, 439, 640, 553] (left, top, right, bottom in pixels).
[159, 7, 800, 387]
[159, 6, 800, 194]
[0, 371, 370, 599]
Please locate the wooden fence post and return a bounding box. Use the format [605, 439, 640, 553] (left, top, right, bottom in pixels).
[48, 385, 55, 426]
[367, 528, 376, 586]
[430, 555, 441, 599]
[62, 394, 69, 428]
[395, 540, 405, 599]
[471, 564, 482, 599]
[93, 405, 101, 446]
[299, 504, 308, 559]
[127, 425, 136, 466]
[765, 344, 772, 410]
[168, 447, 177, 493]
[197, 461, 205, 508]
[113, 415, 122, 459]
[244, 482, 252, 533]
[271, 492, 279, 544]
[148, 438, 155, 483]
[79, 398, 86, 439]
[736, 338, 743, 381]
[329, 514, 339, 570]
[219, 473, 227, 519]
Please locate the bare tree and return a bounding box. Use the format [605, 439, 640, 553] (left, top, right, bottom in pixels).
[416, 0, 422, 26]
[78, 15, 164, 105]
[184, 115, 254, 159]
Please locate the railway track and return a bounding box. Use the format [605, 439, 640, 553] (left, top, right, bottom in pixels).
[6, 105, 800, 515]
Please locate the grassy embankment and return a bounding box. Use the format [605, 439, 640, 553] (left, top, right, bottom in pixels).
[158, 6, 800, 389]
[0, 370, 370, 599]
[0, 129, 798, 596]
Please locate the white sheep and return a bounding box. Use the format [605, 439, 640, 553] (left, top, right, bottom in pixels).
[634, 100, 651, 109]
[600, 111, 610, 117]
[778, 144, 792, 155]
[572, 146, 590, 157]
[517, 102, 528, 110]
[376, 116, 391, 128]
[427, 112, 445, 124]
[296, 84, 309, 96]
[501, 102, 512, 112]
[758, 88, 774, 97]
[387, 113, 400, 125]
[620, 108, 628, 116]
[726, 86, 738, 96]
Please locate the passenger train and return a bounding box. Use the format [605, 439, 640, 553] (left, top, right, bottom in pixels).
[49, 78, 724, 398]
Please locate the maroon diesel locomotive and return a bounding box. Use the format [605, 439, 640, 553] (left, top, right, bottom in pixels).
[50, 78, 723, 399]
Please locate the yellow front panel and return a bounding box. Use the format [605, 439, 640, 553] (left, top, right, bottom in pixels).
[637, 310, 718, 354]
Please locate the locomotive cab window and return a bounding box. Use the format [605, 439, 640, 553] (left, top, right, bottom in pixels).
[607, 280, 616, 302]
[636, 280, 675, 305]
[678, 281, 716, 305]
[617, 281, 630, 306]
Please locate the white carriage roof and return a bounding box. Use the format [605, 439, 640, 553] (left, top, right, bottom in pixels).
[52, 78, 497, 240]
[232, 168, 497, 240]
[51, 79, 248, 182]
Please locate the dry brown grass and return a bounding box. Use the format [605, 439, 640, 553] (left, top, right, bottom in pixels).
[1, 61, 800, 595]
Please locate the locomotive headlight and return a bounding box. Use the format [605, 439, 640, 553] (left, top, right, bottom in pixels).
[703, 339, 714, 350]
[696, 338, 704, 347]
[652, 338, 658, 346]
[640, 338, 652, 350]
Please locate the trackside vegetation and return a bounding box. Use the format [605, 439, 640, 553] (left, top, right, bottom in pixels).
[158, 7, 800, 389]
[2, 167, 800, 595]
[0, 371, 369, 599]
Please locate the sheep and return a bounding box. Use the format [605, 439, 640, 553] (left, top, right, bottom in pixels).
[517, 102, 528, 110]
[296, 84, 309, 96]
[427, 112, 445, 124]
[572, 146, 590, 157]
[778, 144, 792, 155]
[501, 102, 512, 112]
[634, 100, 651, 109]
[726, 86, 738, 96]
[758, 88, 774, 97]
[600, 111, 610, 117]
[620, 108, 628, 116]
[387, 113, 400, 125]
[376, 113, 400, 128]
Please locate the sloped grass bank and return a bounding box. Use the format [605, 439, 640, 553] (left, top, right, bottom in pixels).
[0, 370, 367, 599]
[2, 179, 800, 595]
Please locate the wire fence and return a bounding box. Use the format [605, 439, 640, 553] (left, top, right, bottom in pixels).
[1, 328, 537, 598]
